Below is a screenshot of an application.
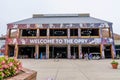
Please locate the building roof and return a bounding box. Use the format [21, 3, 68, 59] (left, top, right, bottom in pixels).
[9, 14, 112, 24]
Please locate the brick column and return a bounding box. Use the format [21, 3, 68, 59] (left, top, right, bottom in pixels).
[68, 28, 70, 38]
[109, 26, 116, 58]
[14, 44, 18, 58]
[14, 29, 19, 58]
[111, 45, 115, 59]
[100, 44, 105, 58]
[99, 28, 105, 58]
[5, 28, 10, 56]
[78, 28, 81, 38]
[47, 28, 49, 38]
[46, 44, 49, 59]
[67, 44, 71, 59]
[35, 45, 39, 59]
[78, 45, 82, 59]
[37, 28, 39, 38]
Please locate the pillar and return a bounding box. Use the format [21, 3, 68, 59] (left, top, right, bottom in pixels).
[5, 28, 10, 56]
[111, 45, 115, 59]
[14, 29, 19, 58]
[67, 44, 71, 59]
[78, 45, 82, 59]
[100, 44, 105, 58]
[68, 28, 70, 38]
[35, 45, 39, 59]
[99, 28, 102, 38]
[14, 44, 18, 58]
[46, 44, 49, 59]
[47, 28, 49, 38]
[109, 26, 116, 58]
[5, 44, 8, 56]
[37, 28, 39, 38]
[100, 27, 105, 59]
[78, 28, 81, 38]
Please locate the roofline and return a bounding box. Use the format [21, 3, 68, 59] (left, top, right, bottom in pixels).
[32, 13, 90, 18]
[90, 17, 113, 24]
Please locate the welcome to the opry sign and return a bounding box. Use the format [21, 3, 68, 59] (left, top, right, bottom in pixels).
[7, 38, 113, 45]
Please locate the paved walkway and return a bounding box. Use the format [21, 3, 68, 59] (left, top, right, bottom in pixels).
[20, 59, 120, 80]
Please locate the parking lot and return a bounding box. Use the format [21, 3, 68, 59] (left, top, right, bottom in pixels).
[20, 59, 120, 80]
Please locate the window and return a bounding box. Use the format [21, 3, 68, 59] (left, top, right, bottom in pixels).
[40, 29, 47, 36]
[70, 29, 78, 36]
[50, 29, 67, 36]
[102, 28, 110, 38]
[81, 28, 99, 36]
[10, 29, 18, 38]
[21, 29, 37, 37]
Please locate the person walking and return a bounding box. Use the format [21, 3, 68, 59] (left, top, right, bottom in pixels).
[54, 53, 59, 62]
[34, 52, 38, 59]
[80, 53, 83, 59]
[84, 53, 88, 60]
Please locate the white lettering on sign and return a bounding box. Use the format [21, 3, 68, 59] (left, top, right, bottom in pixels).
[49, 39, 54, 44]
[29, 38, 101, 44]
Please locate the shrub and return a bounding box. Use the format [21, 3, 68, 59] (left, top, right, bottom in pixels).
[111, 60, 119, 65]
[0, 56, 22, 79]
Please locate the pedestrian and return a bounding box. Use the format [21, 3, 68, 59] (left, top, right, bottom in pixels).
[54, 53, 59, 62]
[34, 52, 38, 59]
[80, 53, 83, 59]
[34, 52, 36, 59]
[84, 53, 88, 60]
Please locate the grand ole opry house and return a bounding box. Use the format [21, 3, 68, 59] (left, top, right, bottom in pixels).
[4, 13, 116, 59]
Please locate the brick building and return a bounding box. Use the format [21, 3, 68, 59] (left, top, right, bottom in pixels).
[5, 14, 116, 59]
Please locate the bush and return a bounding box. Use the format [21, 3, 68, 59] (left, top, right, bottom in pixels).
[111, 60, 119, 65]
[0, 56, 22, 79]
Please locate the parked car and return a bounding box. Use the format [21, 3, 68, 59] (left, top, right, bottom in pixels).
[91, 53, 101, 60]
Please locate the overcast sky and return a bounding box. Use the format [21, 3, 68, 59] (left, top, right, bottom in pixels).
[0, 0, 120, 36]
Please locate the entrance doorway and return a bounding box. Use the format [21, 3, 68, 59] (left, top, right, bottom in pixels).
[49, 46, 67, 58]
[39, 46, 46, 59]
[18, 46, 35, 58]
[71, 46, 79, 59]
[8, 45, 15, 57]
[82, 45, 100, 59]
[104, 45, 112, 58]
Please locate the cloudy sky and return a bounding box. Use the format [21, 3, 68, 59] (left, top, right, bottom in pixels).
[0, 0, 120, 36]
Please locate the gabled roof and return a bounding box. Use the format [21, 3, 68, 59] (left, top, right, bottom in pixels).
[9, 14, 112, 24]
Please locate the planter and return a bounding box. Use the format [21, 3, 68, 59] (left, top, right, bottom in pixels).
[5, 68, 37, 80]
[111, 64, 118, 69]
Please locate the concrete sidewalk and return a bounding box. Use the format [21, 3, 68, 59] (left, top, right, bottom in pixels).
[20, 59, 120, 80]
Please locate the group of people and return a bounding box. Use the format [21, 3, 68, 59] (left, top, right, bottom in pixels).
[84, 53, 93, 60]
[79, 53, 93, 60]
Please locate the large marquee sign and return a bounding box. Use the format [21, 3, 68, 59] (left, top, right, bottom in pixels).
[6, 38, 113, 45]
[7, 23, 112, 29]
